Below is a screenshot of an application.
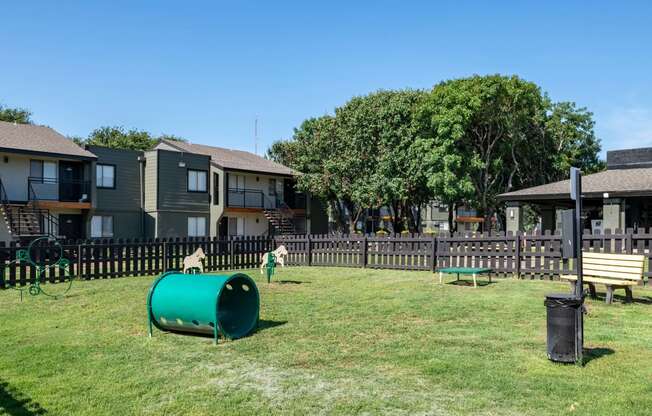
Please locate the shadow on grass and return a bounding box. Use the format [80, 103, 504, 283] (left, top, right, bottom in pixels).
[162, 320, 287, 342]
[588, 293, 652, 305]
[255, 319, 288, 333]
[0, 380, 48, 415]
[274, 280, 308, 285]
[583, 347, 615, 365]
[446, 280, 496, 287]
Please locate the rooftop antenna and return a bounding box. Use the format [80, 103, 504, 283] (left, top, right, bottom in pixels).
[254, 116, 259, 155]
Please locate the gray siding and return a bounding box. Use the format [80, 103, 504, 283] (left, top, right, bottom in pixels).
[89, 146, 143, 212]
[607, 147, 652, 169]
[144, 150, 158, 211]
[144, 212, 157, 239]
[157, 212, 209, 239]
[85, 211, 143, 239]
[156, 150, 210, 212]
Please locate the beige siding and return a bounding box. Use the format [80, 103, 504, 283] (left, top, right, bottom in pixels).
[144, 150, 158, 211]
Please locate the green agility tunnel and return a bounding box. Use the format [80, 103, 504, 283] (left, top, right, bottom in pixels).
[147, 272, 260, 343]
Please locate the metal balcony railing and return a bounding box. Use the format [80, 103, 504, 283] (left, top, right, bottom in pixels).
[227, 188, 265, 208]
[28, 177, 91, 203]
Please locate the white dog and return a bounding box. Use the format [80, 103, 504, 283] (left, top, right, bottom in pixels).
[183, 247, 206, 274]
[260, 245, 288, 274]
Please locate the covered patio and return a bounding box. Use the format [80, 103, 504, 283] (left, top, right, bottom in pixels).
[498, 147, 652, 233]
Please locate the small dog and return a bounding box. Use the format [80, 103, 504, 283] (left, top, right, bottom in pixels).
[260, 245, 289, 274]
[183, 247, 206, 274]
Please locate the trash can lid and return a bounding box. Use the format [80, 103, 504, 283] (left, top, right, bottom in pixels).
[544, 293, 584, 307]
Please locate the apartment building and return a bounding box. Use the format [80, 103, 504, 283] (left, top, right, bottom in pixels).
[0, 122, 326, 242]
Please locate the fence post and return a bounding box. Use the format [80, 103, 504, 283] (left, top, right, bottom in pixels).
[229, 238, 234, 270]
[361, 235, 368, 268]
[514, 232, 521, 279]
[430, 235, 437, 272]
[307, 234, 312, 266]
[162, 240, 168, 272]
[77, 243, 83, 278]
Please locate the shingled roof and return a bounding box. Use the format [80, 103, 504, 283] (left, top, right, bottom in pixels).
[159, 139, 296, 176]
[0, 121, 96, 159]
[498, 167, 652, 201]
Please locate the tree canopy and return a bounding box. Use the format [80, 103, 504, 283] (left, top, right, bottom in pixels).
[78, 126, 186, 151]
[269, 90, 427, 232]
[269, 75, 603, 233]
[416, 75, 603, 228]
[0, 103, 32, 124]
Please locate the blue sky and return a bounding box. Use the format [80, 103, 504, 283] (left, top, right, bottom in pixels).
[1, 1, 651, 158]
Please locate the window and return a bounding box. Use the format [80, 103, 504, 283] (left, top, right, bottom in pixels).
[213, 172, 219, 205]
[188, 217, 206, 237]
[96, 164, 115, 188]
[91, 216, 113, 238]
[268, 178, 277, 196]
[188, 170, 207, 192]
[228, 173, 245, 190]
[30, 160, 57, 182]
[228, 216, 244, 236]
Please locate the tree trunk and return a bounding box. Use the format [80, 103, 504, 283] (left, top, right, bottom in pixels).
[390, 201, 402, 234]
[447, 202, 455, 236]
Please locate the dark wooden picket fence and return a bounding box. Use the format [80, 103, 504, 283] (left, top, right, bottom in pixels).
[0, 236, 274, 288]
[278, 229, 652, 282]
[2, 229, 652, 288]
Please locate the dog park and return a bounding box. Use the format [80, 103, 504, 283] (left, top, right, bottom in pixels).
[1, 231, 652, 415]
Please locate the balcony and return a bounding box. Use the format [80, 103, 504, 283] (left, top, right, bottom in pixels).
[227, 188, 266, 209]
[28, 177, 91, 207]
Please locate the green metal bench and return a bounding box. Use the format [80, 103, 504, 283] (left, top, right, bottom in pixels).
[437, 267, 493, 288]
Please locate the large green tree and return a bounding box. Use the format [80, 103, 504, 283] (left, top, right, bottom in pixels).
[0, 103, 32, 124]
[416, 75, 602, 230]
[269, 90, 427, 233]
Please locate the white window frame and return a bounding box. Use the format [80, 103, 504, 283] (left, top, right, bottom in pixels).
[188, 170, 207, 192]
[228, 174, 245, 191]
[227, 216, 244, 236]
[30, 160, 57, 182]
[96, 164, 115, 189]
[91, 215, 113, 238]
[188, 216, 206, 237]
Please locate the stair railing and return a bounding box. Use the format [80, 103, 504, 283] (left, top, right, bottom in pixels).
[27, 181, 59, 237]
[0, 178, 14, 235]
[262, 194, 297, 235]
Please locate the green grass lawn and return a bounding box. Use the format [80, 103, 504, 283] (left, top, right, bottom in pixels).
[2, 267, 652, 415]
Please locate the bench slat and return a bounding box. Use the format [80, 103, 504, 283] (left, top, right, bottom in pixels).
[583, 252, 645, 262]
[583, 258, 644, 268]
[582, 267, 643, 280]
[581, 264, 644, 274]
[561, 275, 639, 286]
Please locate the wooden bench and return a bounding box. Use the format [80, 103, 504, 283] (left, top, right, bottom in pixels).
[560, 252, 645, 304]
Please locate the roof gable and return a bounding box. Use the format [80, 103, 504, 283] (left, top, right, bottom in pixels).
[157, 140, 296, 176]
[499, 167, 652, 201]
[0, 121, 96, 159]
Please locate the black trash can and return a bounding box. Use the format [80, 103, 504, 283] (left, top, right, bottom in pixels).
[545, 293, 584, 363]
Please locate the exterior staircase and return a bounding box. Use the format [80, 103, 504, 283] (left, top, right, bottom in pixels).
[263, 206, 297, 235]
[0, 180, 58, 241]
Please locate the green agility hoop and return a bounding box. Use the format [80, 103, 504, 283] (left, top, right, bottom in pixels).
[266, 252, 276, 284]
[1, 236, 74, 300]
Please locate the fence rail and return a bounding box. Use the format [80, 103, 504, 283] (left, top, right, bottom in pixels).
[2, 229, 652, 288]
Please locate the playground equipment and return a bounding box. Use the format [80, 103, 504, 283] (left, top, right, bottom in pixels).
[1, 236, 74, 300]
[147, 272, 260, 344]
[264, 252, 276, 283]
[182, 247, 206, 274]
[259, 245, 288, 283]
